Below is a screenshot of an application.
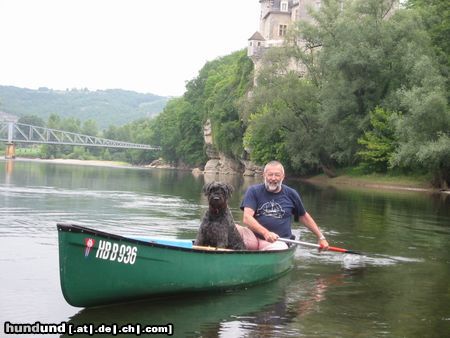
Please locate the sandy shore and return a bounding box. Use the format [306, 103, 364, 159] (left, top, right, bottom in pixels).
[302, 175, 449, 194]
[8, 157, 132, 169]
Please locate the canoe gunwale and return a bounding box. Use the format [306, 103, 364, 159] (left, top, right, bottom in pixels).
[56, 223, 295, 254]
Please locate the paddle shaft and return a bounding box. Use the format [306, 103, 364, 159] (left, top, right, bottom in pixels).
[278, 238, 362, 255]
[192, 245, 232, 251]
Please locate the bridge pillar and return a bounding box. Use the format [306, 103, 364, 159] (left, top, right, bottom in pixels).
[5, 143, 16, 159]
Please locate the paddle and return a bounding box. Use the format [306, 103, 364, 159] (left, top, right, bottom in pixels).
[278, 238, 363, 255]
[125, 235, 232, 251]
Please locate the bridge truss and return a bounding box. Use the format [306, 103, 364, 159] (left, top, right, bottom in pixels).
[0, 121, 160, 150]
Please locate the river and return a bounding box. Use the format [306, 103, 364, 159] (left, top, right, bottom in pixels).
[1, 159, 449, 337]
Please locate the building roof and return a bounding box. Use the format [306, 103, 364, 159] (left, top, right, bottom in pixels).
[248, 31, 265, 41]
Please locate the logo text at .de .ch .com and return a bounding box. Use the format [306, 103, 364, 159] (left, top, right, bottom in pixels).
[4, 321, 174, 336]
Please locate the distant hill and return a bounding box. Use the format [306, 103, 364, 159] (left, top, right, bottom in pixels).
[0, 86, 171, 129]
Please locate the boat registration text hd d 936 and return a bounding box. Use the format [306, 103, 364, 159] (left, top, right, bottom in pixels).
[89, 239, 137, 265]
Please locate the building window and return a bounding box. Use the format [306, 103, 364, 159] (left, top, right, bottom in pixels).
[281, 1, 288, 12]
[279, 24, 287, 37]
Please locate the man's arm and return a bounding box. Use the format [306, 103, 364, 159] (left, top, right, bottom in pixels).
[242, 207, 279, 242]
[299, 212, 329, 249]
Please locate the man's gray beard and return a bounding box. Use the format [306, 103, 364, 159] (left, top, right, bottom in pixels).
[264, 179, 282, 192]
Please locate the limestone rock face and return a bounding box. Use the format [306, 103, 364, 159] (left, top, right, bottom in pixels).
[241, 160, 263, 177]
[202, 119, 262, 176]
[148, 158, 191, 170]
[203, 119, 219, 159]
[147, 158, 173, 169]
[204, 153, 244, 175]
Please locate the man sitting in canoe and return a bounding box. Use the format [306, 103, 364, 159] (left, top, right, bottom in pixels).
[237, 161, 330, 251]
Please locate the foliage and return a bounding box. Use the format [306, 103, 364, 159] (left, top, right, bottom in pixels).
[298, 0, 407, 165]
[0, 86, 169, 129]
[81, 119, 99, 136]
[357, 107, 397, 172]
[244, 0, 404, 174]
[407, 0, 450, 69]
[388, 62, 449, 186]
[149, 97, 204, 166]
[103, 118, 160, 165]
[149, 50, 253, 166]
[242, 71, 323, 174]
[243, 106, 290, 167]
[15, 146, 41, 158]
[17, 115, 46, 127]
[184, 50, 253, 158]
[209, 52, 253, 157]
[241, 0, 449, 186]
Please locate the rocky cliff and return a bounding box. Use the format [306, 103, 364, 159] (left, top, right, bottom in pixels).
[202, 119, 262, 176]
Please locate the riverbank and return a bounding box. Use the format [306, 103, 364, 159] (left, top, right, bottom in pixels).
[4, 157, 448, 194]
[3, 157, 132, 168]
[302, 172, 449, 194]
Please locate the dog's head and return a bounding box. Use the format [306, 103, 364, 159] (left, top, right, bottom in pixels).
[203, 181, 234, 210]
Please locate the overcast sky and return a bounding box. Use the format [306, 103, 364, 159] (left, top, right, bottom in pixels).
[0, 0, 260, 97]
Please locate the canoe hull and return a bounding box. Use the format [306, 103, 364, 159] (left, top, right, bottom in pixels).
[57, 223, 295, 307]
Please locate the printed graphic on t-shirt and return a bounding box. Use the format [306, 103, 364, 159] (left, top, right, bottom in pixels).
[256, 200, 285, 219]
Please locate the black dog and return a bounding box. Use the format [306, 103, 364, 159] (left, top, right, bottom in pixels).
[195, 182, 246, 250]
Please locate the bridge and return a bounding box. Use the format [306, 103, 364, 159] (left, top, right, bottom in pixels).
[0, 121, 160, 159]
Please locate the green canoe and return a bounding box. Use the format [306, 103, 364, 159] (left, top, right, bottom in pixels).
[57, 223, 295, 307]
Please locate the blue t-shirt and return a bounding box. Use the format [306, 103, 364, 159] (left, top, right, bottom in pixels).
[240, 183, 306, 239]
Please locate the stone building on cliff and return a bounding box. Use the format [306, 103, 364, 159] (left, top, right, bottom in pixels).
[247, 0, 399, 84]
[247, 0, 322, 84]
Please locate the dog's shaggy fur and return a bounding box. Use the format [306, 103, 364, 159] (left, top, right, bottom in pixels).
[194, 181, 246, 250]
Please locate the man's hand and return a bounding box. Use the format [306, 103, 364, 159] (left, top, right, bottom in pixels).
[264, 231, 279, 243]
[319, 238, 329, 251]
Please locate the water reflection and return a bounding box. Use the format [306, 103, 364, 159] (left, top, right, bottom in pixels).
[4, 159, 14, 185]
[65, 269, 350, 338]
[230, 274, 344, 338]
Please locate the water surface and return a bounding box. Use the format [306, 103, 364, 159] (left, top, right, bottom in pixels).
[1, 159, 449, 337]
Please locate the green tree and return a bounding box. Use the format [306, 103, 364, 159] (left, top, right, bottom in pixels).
[389, 55, 449, 187]
[407, 0, 450, 69]
[18, 115, 45, 127]
[47, 113, 61, 129]
[242, 70, 325, 174]
[81, 119, 98, 136]
[151, 97, 205, 166]
[126, 118, 159, 165]
[102, 148, 112, 161]
[244, 0, 402, 174]
[289, 0, 405, 166]
[63, 117, 81, 133]
[357, 107, 397, 172]
[256, 0, 450, 185]
[185, 50, 253, 159]
[208, 52, 253, 157]
[41, 114, 62, 158]
[150, 50, 251, 166]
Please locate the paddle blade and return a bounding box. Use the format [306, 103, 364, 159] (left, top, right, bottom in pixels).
[277, 238, 362, 255]
[326, 245, 362, 255]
